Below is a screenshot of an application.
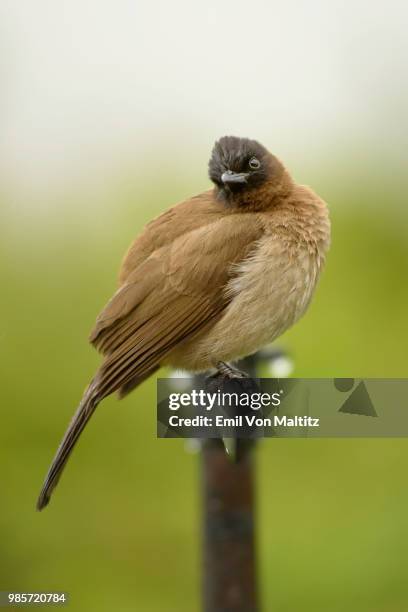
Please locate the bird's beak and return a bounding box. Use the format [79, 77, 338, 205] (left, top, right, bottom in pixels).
[221, 170, 249, 185]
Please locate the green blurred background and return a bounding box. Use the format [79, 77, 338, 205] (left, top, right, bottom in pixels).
[2, 1, 408, 611]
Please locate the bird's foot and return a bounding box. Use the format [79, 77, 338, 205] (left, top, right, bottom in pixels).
[214, 361, 249, 379]
[206, 362, 254, 395]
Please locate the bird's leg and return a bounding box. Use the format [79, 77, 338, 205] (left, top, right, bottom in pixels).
[215, 361, 249, 379]
[205, 362, 257, 463]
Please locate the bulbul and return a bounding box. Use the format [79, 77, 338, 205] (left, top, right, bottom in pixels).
[37, 136, 330, 510]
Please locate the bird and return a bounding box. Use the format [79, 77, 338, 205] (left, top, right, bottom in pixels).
[37, 135, 330, 510]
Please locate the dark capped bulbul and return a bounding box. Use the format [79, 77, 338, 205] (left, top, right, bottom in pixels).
[37, 135, 330, 510]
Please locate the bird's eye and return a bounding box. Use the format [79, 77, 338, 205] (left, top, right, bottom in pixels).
[249, 157, 261, 170]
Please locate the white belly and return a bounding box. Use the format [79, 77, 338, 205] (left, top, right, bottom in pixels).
[168, 234, 323, 371]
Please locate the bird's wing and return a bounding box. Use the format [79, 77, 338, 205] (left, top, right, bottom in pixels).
[118, 190, 219, 284]
[37, 212, 263, 510]
[89, 213, 263, 395]
[37, 211, 263, 510]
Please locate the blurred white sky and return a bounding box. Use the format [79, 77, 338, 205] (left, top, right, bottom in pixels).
[1, 0, 408, 197]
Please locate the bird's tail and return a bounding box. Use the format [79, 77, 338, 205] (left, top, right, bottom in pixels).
[36, 378, 100, 511]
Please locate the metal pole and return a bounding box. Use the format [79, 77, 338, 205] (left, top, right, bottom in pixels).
[201, 439, 258, 612]
[201, 355, 259, 612]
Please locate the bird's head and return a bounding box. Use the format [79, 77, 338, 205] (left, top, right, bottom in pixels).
[208, 136, 291, 209]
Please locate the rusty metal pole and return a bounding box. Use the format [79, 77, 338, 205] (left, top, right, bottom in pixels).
[201, 356, 259, 612]
[201, 439, 258, 612]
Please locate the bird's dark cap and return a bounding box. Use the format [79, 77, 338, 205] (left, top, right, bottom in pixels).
[208, 136, 273, 199]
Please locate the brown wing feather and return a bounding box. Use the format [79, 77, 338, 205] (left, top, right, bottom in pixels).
[118, 190, 220, 284]
[97, 294, 224, 397]
[37, 203, 263, 510]
[90, 210, 263, 358]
